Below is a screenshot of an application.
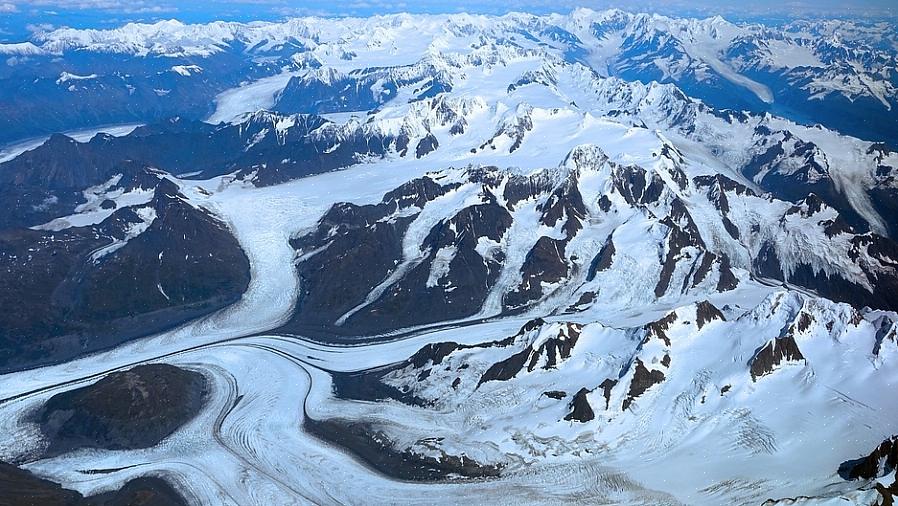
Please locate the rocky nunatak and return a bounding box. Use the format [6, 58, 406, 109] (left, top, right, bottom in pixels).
[35, 364, 208, 456]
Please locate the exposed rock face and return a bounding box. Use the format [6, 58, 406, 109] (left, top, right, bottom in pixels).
[873, 316, 898, 356]
[478, 348, 533, 386]
[839, 436, 898, 481]
[0, 462, 80, 506]
[695, 301, 725, 329]
[505, 236, 569, 309]
[599, 379, 618, 410]
[285, 157, 751, 337]
[768, 444, 898, 506]
[476, 106, 534, 153]
[288, 177, 512, 336]
[622, 359, 665, 410]
[304, 418, 502, 481]
[0, 462, 187, 506]
[416, 133, 439, 158]
[536, 174, 587, 238]
[274, 64, 452, 116]
[333, 318, 588, 406]
[871, 185, 898, 240]
[0, 141, 160, 230]
[289, 202, 417, 335]
[283, 146, 898, 340]
[286, 172, 519, 336]
[878, 483, 897, 506]
[0, 112, 399, 208]
[564, 388, 595, 423]
[478, 322, 583, 385]
[611, 165, 666, 206]
[693, 174, 750, 232]
[276, 71, 396, 114]
[749, 335, 806, 381]
[644, 312, 678, 347]
[37, 364, 207, 455]
[83, 478, 188, 506]
[409, 342, 462, 369]
[753, 216, 898, 313]
[586, 239, 615, 281]
[743, 130, 866, 228]
[655, 198, 725, 298]
[0, 179, 251, 373]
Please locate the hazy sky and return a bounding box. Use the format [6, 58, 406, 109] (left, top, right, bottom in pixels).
[0, 0, 895, 42]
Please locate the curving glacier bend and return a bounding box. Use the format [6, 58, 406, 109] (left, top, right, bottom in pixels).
[0, 7, 897, 506]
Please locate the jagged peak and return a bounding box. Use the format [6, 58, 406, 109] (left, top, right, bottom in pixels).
[743, 291, 869, 336]
[695, 300, 726, 329]
[238, 109, 295, 124]
[525, 321, 583, 350]
[745, 291, 806, 324]
[561, 144, 610, 173]
[300, 66, 346, 84]
[43, 133, 79, 147]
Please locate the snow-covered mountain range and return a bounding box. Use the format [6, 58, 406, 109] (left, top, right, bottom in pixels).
[2, 9, 896, 145]
[0, 8, 896, 506]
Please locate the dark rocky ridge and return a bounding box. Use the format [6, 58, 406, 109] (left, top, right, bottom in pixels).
[564, 388, 595, 422]
[0, 111, 400, 229]
[504, 236, 569, 309]
[742, 128, 870, 232]
[329, 324, 540, 407]
[696, 300, 726, 329]
[834, 436, 898, 506]
[749, 335, 806, 381]
[0, 148, 161, 230]
[274, 64, 452, 116]
[283, 162, 747, 338]
[331, 318, 567, 405]
[870, 184, 898, 239]
[37, 364, 208, 456]
[0, 46, 288, 145]
[586, 238, 616, 281]
[0, 179, 251, 373]
[753, 234, 898, 313]
[643, 312, 678, 347]
[478, 347, 533, 386]
[284, 158, 898, 340]
[622, 359, 665, 410]
[478, 322, 583, 386]
[0, 462, 187, 506]
[304, 417, 502, 481]
[285, 156, 898, 338]
[286, 173, 514, 337]
[416, 133, 440, 158]
[839, 436, 898, 481]
[599, 379, 618, 410]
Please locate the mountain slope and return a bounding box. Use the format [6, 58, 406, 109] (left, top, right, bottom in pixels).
[284, 144, 898, 338]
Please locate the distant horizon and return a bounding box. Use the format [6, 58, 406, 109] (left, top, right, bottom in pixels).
[1, 0, 895, 43]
